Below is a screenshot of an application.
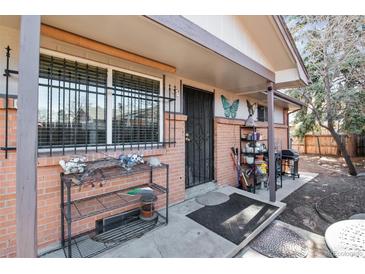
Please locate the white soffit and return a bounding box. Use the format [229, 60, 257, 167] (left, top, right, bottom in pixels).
[41, 15, 268, 93]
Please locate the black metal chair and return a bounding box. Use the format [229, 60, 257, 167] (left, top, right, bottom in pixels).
[275, 152, 283, 190]
[263, 152, 282, 190]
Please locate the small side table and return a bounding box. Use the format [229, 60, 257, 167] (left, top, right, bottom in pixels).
[325, 220, 365, 258]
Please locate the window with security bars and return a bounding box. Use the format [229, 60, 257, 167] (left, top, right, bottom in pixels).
[38, 54, 107, 153]
[112, 70, 161, 147]
[37, 53, 172, 155]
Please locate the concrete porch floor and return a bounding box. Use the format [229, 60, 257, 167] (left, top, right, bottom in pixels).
[96, 172, 319, 258]
[95, 186, 285, 258]
[42, 172, 318, 258]
[254, 172, 318, 201]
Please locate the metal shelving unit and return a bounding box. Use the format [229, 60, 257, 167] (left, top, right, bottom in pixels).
[240, 125, 284, 193]
[60, 162, 169, 258]
[240, 125, 268, 193]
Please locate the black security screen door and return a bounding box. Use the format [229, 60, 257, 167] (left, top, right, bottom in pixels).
[184, 85, 214, 188]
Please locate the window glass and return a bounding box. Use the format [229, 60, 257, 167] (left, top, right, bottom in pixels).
[112, 70, 160, 145]
[38, 54, 107, 149]
[257, 105, 268, 122]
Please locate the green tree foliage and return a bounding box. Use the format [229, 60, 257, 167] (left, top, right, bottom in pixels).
[285, 15, 365, 175]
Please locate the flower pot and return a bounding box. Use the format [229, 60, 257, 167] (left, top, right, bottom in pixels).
[140, 204, 155, 218]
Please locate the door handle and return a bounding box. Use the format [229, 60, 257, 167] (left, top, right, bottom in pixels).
[185, 133, 191, 142]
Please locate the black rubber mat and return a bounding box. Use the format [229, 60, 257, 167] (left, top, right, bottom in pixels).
[187, 193, 279, 245]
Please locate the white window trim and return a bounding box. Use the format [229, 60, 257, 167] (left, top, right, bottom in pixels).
[38, 48, 164, 153]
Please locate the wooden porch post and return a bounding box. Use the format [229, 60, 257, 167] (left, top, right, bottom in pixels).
[267, 83, 276, 202]
[16, 15, 41, 258]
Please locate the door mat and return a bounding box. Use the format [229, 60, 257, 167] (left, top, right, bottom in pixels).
[187, 193, 278, 245]
[250, 221, 308, 258]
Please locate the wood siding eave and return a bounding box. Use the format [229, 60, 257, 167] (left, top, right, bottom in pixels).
[273, 90, 305, 108]
[40, 24, 176, 74]
[145, 15, 275, 82]
[272, 16, 310, 84]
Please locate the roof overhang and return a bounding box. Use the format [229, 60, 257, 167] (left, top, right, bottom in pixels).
[271, 16, 310, 87]
[146, 15, 308, 107]
[237, 89, 304, 111]
[38, 15, 272, 93]
[0, 15, 306, 110]
[146, 15, 276, 82]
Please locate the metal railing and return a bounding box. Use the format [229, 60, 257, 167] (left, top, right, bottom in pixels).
[1, 46, 18, 159]
[1, 51, 177, 158]
[37, 54, 177, 156]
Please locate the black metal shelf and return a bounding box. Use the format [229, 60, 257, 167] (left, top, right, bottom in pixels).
[62, 162, 169, 187]
[63, 183, 166, 222]
[92, 214, 162, 244]
[241, 138, 268, 142]
[241, 151, 267, 156]
[43, 213, 166, 258]
[239, 125, 268, 193]
[60, 161, 169, 258]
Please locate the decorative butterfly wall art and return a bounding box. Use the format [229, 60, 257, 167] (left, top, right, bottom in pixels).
[221, 95, 239, 119]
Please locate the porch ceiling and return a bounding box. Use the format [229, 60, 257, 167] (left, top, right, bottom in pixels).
[41, 15, 268, 93]
[0, 15, 303, 110]
[245, 91, 302, 111]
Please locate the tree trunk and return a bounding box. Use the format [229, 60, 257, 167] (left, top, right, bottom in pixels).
[328, 127, 357, 176]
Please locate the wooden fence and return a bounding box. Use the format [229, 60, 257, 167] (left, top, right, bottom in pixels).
[292, 134, 365, 157]
[355, 134, 365, 156]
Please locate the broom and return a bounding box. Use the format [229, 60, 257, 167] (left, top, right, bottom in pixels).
[231, 147, 249, 189]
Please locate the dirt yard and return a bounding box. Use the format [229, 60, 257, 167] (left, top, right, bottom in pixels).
[278, 155, 365, 235]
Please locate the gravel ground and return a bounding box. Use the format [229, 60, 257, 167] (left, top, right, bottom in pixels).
[278, 155, 365, 235]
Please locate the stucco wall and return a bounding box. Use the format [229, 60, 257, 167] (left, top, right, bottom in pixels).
[214, 89, 285, 124]
[183, 15, 274, 71]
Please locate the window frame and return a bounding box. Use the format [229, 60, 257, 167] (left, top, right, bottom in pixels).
[38, 48, 164, 153]
[257, 104, 268, 122]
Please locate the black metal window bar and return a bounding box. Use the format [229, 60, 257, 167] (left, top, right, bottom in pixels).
[112, 70, 160, 150]
[1, 46, 18, 159]
[38, 54, 108, 155]
[38, 53, 177, 156]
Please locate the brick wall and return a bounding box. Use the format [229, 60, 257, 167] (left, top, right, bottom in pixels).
[0, 99, 186, 257]
[214, 117, 241, 186]
[0, 95, 289, 257]
[0, 98, 17, 257]
[214, 117, 289, 186]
